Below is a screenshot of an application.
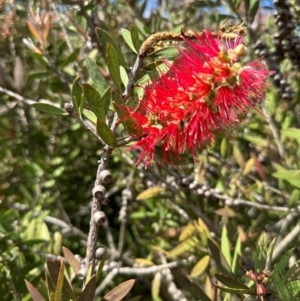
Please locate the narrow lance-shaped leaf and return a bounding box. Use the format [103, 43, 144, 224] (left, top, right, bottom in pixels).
[152, 272, 162, 300]
[208, 239, 234, 277]
[249, 0, 260, 24]
[96, 118, 117, 147]
[275, 248, 294, 275]
[54, 260, 64, 301]
[96, 248, 107, 286]
[46, 260, 75, 300]
[102, 86, 111, 115]
[82, 83, 106, 120]
[71, 76, 81, 114]
[31, 103, 67, 116]
[130, 24, 141, 52]
[221, 226, 232, 267]
[213, 283, 253, 295]
[96, 28, 127, 67]
[78, 275, 96, 301]
[102, 279, 135, 301]
[120, 65, 129, 87]
[273, 264, 292, 300]
[62, 246, 81, 273]
[106, 43, 122, 92]
[25, 280, 47, 301]
[62, 47, 80, 68]
[254, 233, 268, 273]
[215, 274, 250, 290]
[83, 109, 97, 124]
[232, 236, 241, 275]
[265, 237, 277, 270]
[85, 57, 108, 97]
[190, 255, 210, 278]
[284, 259, 300, 281]
[121, 28, 137, 53]
[171, 269, 211, 301]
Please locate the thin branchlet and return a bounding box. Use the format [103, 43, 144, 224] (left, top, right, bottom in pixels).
[139, 24, 246, 57]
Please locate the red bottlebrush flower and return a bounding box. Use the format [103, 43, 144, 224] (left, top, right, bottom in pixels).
[126, 30, 270, 167]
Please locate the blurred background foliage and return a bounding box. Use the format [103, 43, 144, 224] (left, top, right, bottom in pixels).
[0, 0, 300, 300]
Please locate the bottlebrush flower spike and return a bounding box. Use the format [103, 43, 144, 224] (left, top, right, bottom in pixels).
[126, 30, 270, 167]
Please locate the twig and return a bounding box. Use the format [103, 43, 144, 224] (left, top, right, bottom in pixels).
[102, 220, 117, 255]
[83, 25, 151, 271]
[0, 86, 35, 104]
[96, 256, 194, 294]
[11, 202, 89, 241]
[85, 145, 112, 270]
[223, 195, 300, 213]
[261, 103, 286, 161]
[272, 223, 300, 261]
[117, 186, 132, 257]
[159, 254, 188, 301]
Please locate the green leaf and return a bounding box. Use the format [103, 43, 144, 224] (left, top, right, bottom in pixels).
[226, 0, 239, 13]
[96, 28, 127, 67]
[83, 109, 97, 124]
[71, 76, 81, 114]
[54, 260, 64, 301]
[289, 189, 300, 207]
[232, 236, 241, 275]
[82, 83, 106, 120]
[281, 128, 300, 141]
[80, 93, 86, 113]
[168, 237, 198, 258]
[25, 280, 47, 301]
[106, 44, 122, 92]
[221, 226, 232, 267]
[136, 187, 166, 201]
[276, 248, 294, 276]
[121, 28, 137, 53]
[96, 247, 107, 286]
[254, 233, 267, 272]
[171, 269, 211, 301]
[85, 57, 108, 97]
[149, 46, 179, 59]
[134, 19, 149, 37]
[284, 259, 300, 281]
[130, 24, 141, 53]
[102, 86, 111, 115]
[152, 272, 162, 301]
[249, 0, 260, 23]
[62, 247, 81, 274]
[213, 283, 253, 295]
[46, 260, 75, 300]
[61, 47, 80, 67]
[31, 103, 67, 115]
[243, 134, 268, 147]
[287, 280, 300, 298]
[272, 170, 300, 189]
[273, 264, 292, 300]
[78, 275, 96, 301]
[96, 118, 117, 146]
[120, 65, 129, 87]
[215, 274, 249, 290]
[266, 237, 276, 270]
[190, 255, 210, 278]
[102, 279, 135, 301]
[208, 239, 234, 278]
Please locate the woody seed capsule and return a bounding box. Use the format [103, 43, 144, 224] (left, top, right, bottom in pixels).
[93, 211, 106, 226]
[92, 185, 106, 200]
[99, 170, 112, 184]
